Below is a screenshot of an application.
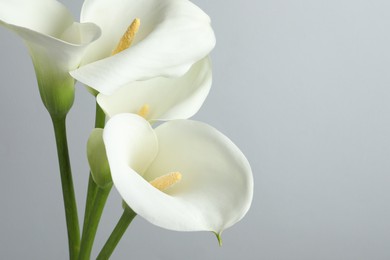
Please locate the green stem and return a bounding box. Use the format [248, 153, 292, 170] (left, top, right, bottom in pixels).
[78, 185, 112, 260]
[81, 102, 106, 244]
[97, 208, 137, 260]
[82, 175, 98, 235]
[51, 115, 80, 260]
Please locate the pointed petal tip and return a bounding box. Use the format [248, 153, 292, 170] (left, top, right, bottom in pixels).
[213, 232, 223, 247]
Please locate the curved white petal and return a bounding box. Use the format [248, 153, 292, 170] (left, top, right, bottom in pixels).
[0, 19, 101, 73]
[71, 0, 216, 94]
[0, 0, 73, 36]
[9, 22, 101, 69]
[97, 57, 212, 121]
[103, 114, 158, 175]
[105, 116, 253, 233]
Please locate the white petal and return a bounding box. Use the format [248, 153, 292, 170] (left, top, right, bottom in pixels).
[0, 0, 73, 36]
[103, 114, 158, 175]
[71, 0, 216, 94]
[97, 57, 212, 121]
[0, 21, 101, 70]
[17, 23, 100, 69]
[107, 117, 253, 233]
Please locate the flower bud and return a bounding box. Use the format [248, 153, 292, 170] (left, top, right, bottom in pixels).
[87, 128, 112, 188]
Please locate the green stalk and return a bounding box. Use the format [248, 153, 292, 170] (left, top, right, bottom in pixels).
[51, 115, 80, 260]
[82, 175, 98, 235]
[78, 185, 112, 260]
[97, 207, 137, 260]
[82, 103, 105, 238]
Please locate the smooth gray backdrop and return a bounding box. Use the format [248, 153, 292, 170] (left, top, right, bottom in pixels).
[1, 0, 390, 259]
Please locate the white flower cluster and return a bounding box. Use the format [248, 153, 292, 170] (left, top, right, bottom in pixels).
[0, 0, 253, 256]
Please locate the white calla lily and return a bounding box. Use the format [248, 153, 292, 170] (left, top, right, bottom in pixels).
[70, 0, 216, 95]
[1, 0, 214, 113]
[0, 0, 101, 116]
[97, 57, 212, 121]
[103, 114, 253, 237]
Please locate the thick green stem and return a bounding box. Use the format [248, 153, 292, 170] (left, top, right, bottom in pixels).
[82, 175, 98, 234]
[78, 185, 112, 260]
[51, 115, 80, 260]
[97, 208, 137, 260]
[82, 102, 106, 243]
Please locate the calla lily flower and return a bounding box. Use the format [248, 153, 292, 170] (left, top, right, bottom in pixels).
[96, 57, 212, 121]
[71, 0, 216, 95]
[0, 0, 101, 116]
[1, 0, 215, 114]
[102, 113, 253, 237]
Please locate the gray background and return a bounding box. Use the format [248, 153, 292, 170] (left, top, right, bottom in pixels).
[1, 0, 390, 259]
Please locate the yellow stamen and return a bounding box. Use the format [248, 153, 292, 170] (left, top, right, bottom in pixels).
[149, 172, 182, 191]
[137, 104, 150, 118]
[112, 18, 141, 55]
